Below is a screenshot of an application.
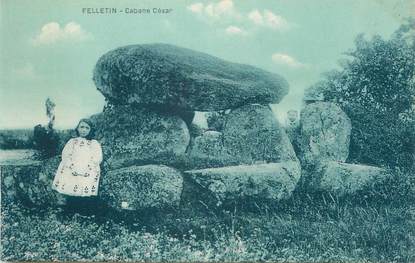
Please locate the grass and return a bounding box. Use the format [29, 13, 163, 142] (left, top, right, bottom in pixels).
[1, 186, 414, 262]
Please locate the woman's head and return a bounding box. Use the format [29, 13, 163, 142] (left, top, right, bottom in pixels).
[75, 118, 95, 139]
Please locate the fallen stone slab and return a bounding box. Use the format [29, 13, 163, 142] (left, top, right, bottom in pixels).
[184, 162, 301, 205]
[93, 43, 289, 111]
[99, 164, 183, 211]
[313, 161, 390, 197]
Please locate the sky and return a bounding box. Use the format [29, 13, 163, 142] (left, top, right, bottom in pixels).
[1, 0, 413, 129]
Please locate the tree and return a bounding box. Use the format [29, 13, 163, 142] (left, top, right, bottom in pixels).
[33, 98, 60, 158]
[307, 19, 415, 170]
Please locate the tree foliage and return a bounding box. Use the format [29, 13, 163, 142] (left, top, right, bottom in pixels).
[308, 19, 415, 169]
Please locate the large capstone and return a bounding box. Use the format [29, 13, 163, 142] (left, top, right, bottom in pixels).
[297, 102, 351, 167]
[184, 162, 301, 205]
[93, 44, 289, 111]
[90, 105, 190, 170]
[99, 165, 183, 211]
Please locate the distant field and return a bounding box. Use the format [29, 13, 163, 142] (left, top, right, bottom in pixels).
[0, 129, 34, 149]
[0, 129, 72, 150]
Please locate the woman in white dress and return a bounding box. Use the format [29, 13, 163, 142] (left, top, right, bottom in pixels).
[52, 118, 103, 215]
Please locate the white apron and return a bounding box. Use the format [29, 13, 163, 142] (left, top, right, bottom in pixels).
[52, 137, 103, 197]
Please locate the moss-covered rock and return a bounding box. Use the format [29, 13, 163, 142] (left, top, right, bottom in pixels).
[312, 161, 390, 197]
[297, 102, 351, 168]
[99, 164, 183, 211]
[185, 105, 298, 169]
[183, 161, 301, 206]
[1, 157, 67, 207]
[90, 105, 190, 170]
[186, 131, 235, 169]
[1, 162, 40, 206]
[223, 104, 298, 163]
[93, 44, 289, 111]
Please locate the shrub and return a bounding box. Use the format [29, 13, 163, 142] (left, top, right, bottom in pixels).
[307, 19, 415, 171]
[33, 125, 60, 158]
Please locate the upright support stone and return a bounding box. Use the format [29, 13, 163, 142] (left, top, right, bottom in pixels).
[297, 102, 352, 168]
[223, 104, 298, 163]
[90, 105, 190, 170]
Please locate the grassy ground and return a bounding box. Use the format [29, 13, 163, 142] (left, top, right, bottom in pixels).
[2, 187, 414, 262]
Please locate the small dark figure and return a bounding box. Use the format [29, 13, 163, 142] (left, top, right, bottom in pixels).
[285, 110, 299, 142]
[206, 111, 226, 131]
[284, 110, 301, 156]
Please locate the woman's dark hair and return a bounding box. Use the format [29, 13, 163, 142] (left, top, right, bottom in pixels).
[75, 118, 95, 140]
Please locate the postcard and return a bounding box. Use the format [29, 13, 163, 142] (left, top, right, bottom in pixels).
[1, 0, 414, 262]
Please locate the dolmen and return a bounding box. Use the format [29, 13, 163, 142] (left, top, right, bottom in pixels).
[1, 44, 390, 211]
[91, 44, 300, 211]
[1, 44, 301, 211]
